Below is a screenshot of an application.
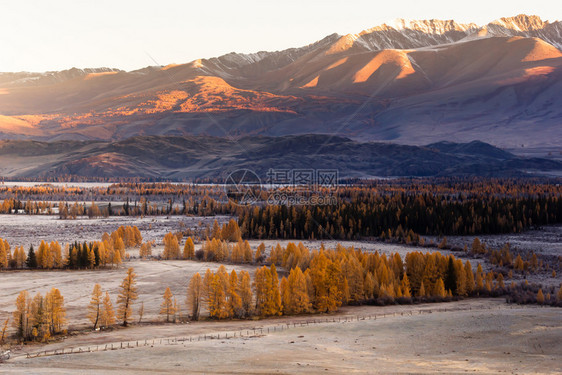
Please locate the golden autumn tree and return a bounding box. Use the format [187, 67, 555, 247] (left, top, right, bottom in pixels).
[401, 273, 412, 298]
[284, 266, 310, 314]
[163, 232, 180, 259]
[363, 272, 375, 300]
[208, 267, 230, 319]
[202, 268, 213, 304]
[537, 289, 545, 304]
[117, 267, 138, 326]
[242, 240, 253, 263]
[229, 270, 244, 318]
[51, 241, 63, 268]
[253, 266, 273, 316]
[221, 219, 242, 242]
[139, 242, 152, 258]
[309, 252, 342, 313]
[0, 240, 8, 269]
[254, 242, 265, 263]
[114, 237, 125, 257]
[160, 287, 176, 322]
[37, 240, 49, 269]
[210, 219, 221, 239]
[183, 237, 195, 259]
[187, 272, 203, 320]
[12, 290, 30, 340]
[29, 293, 46, 341]
[87, 284, 103, 330]
[100, 291, 116, 328]
[280, 277, 291, 315]
[476, 264, 484, 292]
[497, 273, 505, 289]
[405, 252, 425, 295]
[112, 248, 122, 267]
[1, 318, 9, 344]
[45, 288, 66, 335]
[454, 259, 467, 296]
[343, 257, 364, 303]
[418, 281, 427, 297]
[434, 278, 446, 298]
[238, 270, 253, 317]
[268, 264, 282, 315]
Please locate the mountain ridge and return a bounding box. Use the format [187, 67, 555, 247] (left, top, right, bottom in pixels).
[0, 135, 559, 179]
[0, 14, 561, 151]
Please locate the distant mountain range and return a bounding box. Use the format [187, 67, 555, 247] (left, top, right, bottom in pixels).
[0, 135, 559, 179]
[1, 14, 561, 179]
[1, 15, 561, 148]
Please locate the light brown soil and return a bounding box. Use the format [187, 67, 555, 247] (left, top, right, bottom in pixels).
[3, 299, 560, 374]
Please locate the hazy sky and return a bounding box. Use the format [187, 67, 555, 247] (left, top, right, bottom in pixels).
[0, 0, 559, 72]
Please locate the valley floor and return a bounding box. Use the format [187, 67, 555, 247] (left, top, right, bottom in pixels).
[3, 299, 561, 374]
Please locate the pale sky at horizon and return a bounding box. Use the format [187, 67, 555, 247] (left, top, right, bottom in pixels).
[0, 0, 559, 72]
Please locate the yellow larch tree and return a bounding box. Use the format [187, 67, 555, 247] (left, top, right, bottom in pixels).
[434, 278, 446, 298]
[117, 267, 138, 326]
[45, 288, 66, 335]
[0, 240, 7, 269]
[160, 287, 176, 322]
[280, 277, 291, 315]
[163, 232, 180, 259]
[267, 264, 282, 316]
[229, 270, 243, 318]
[254, 242, 265, 263]
[183, 237, 195, 259]
[285, 266, 310, 314]
[12, 290, 30, 340]
[100, 291, 116, 328]
[208, 268, 229, 319]
[418, 281, 427, 297]
[363, 272, 375, 300]
[187, 272, 203, 320]
[139, 242, 152, 258]
[238, 270, 253, 317]
[401, 273, 412, 298]
[475, 264, 485, 292]
[253, 266, 272, 316]
[242, 240, 253, 263]
[87, 284, 103, 330]
[537, 289, 545, 304]
[112, 247, 122, 268]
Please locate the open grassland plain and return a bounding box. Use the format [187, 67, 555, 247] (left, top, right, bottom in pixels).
[3, 299, 560, 374]
[0, 214, 231, 249]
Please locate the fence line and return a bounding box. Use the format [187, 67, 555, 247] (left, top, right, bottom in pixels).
[13, 303, 512, 360]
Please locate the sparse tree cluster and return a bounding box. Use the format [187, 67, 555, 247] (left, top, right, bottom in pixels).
[12, 288, 66, 342]
[87, 284, 116, 330]
[1, 225, 142, 271]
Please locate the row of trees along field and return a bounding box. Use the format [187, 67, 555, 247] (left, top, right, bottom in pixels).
[236, 192, 562, 240]
[2, 180, 561, 237]
[0, 182, 226, 206]
[8, 259, 562, 344]
[160, 219, 552, 280]
[0, 226, 142, 270]
[8, 268, 138, 343]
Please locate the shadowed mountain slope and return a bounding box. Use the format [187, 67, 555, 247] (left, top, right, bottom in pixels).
[0, 135, 559, 180]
